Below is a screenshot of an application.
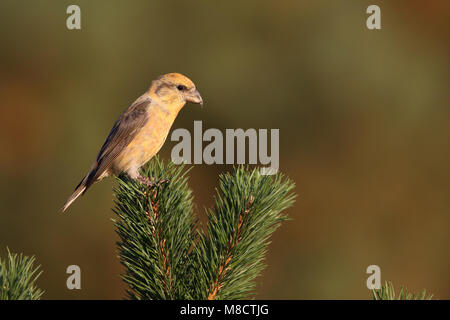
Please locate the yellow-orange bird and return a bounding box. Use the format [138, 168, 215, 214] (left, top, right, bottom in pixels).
[62, 73, 203, 212]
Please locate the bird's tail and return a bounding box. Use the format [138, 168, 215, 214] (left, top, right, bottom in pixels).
[61, 176, 88, 213]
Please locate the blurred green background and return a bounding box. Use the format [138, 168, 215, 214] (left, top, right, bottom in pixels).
[0, 1, 449, 299]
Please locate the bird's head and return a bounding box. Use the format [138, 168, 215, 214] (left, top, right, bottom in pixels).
[149, 73, 203, 110]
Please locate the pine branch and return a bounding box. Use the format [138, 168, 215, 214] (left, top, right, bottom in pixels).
[372, 281, 433, 300]
[113, 158, 295, 300]
[195, 167, 295, 300]
[113, 157, 197, 299]
[0, 248, 44, 300]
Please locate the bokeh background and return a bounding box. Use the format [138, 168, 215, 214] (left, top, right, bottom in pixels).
[0, 0, 449, 299]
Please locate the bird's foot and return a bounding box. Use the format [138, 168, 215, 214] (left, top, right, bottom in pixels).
[158, 178, 170, 185]
[137, 175, 156, 188]
[137, 176, 170, 188]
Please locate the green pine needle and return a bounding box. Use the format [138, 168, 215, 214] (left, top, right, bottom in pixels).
[195, 166, 296, 300]
[372, 281, 433, 300]
[113, 157, 197, 299]
[113, 157, 296, 300]
[0, 248, 44, 300]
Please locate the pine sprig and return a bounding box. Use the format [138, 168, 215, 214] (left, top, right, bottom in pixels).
[0, 248, 44, 300]
[113, 158, 295, 300]
[372, 281, 433, 300]
[113, 158, 197, 299]
[195, 167, 295, 300]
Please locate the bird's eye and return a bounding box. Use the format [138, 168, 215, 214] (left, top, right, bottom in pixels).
[177, 85, 187, 91]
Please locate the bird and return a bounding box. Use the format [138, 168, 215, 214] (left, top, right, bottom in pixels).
[62, 73, 203, 212]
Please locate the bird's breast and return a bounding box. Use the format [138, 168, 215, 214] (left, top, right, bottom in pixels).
[113, 105, 177, 173]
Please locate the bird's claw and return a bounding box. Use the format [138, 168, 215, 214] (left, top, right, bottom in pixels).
[137, 176, 156, 188]
[137, 176, 170, 188]
[158, 179, 170, 185]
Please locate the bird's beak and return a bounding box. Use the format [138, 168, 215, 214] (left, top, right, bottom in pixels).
[186, 89, 203, 107]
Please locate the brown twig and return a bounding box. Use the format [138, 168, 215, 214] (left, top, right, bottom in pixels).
[145, 187, 172, 297]
[208, 195, 254, 300]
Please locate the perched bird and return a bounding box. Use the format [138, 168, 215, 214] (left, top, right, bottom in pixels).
[62, 73, 203, 212]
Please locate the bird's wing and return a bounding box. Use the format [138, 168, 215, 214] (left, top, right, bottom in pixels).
[84, 95, 151, 189]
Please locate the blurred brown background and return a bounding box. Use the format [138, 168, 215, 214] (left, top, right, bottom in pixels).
[0, 1, 449, 299]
